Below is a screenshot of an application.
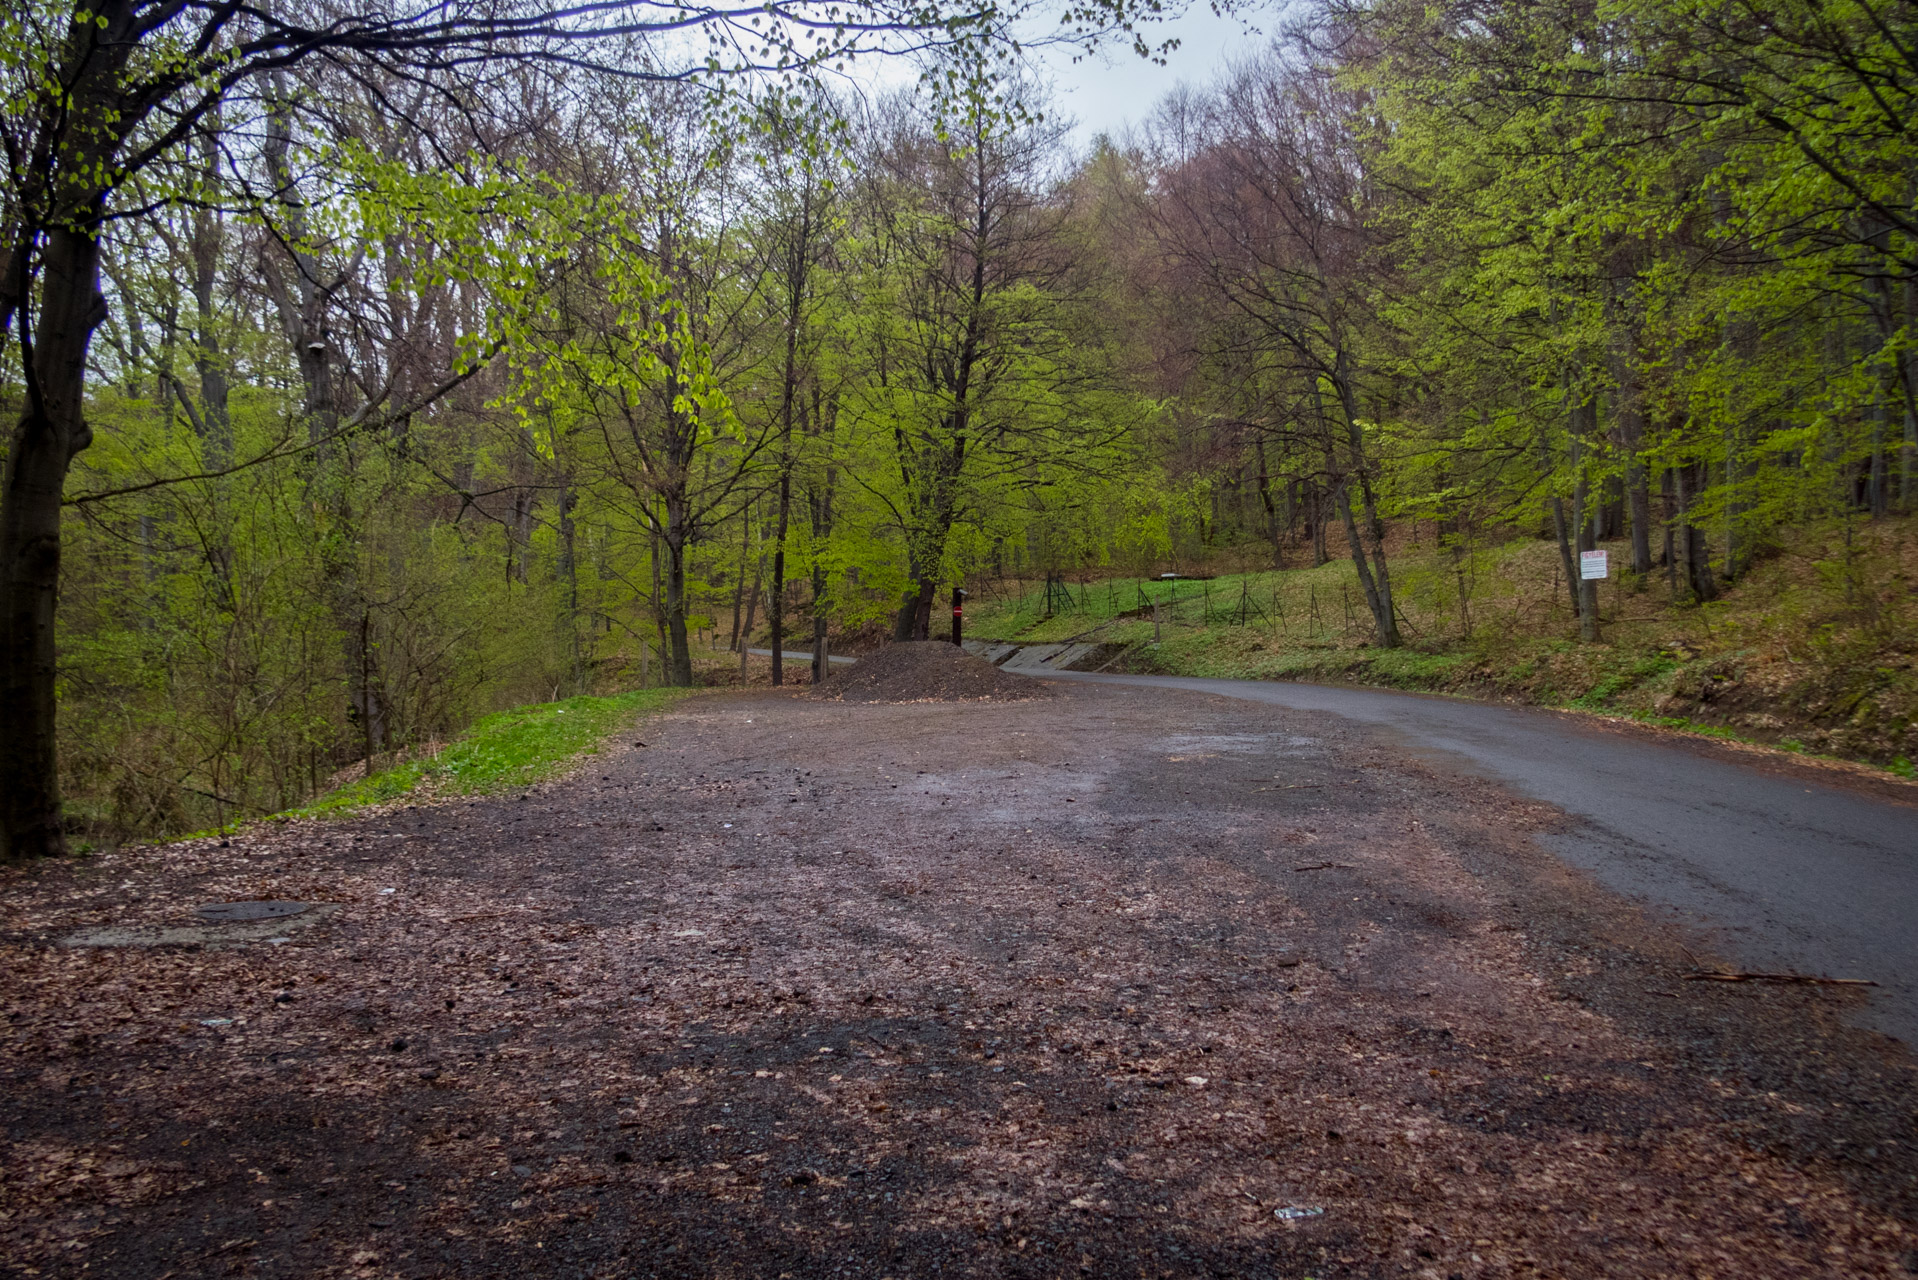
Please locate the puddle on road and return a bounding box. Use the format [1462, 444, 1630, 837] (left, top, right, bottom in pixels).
[1155, 732, 1323, 758]
[61, 902, 341, 949]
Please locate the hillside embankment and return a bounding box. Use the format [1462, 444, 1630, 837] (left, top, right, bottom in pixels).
[965, 515, 1917, 775]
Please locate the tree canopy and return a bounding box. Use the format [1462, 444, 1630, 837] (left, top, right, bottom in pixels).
[5, 0, 1913, 853]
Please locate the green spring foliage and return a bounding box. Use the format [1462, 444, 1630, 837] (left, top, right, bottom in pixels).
[295, 688, 694, 818]
[29, 0, 1917, 848]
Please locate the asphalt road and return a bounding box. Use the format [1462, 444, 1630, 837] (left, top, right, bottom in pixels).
[746, 647, 857, 665]
[1036, 669, 1918, 1046]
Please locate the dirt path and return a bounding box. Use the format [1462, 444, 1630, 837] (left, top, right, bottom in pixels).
[5, 683, 1917, 1278]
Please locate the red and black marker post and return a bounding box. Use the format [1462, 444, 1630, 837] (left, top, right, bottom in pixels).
[951, 587, 967, 646]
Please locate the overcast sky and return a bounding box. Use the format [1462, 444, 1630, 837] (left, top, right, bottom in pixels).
[1026, 4, 1261, 146]
[828, 3, 1270, 152]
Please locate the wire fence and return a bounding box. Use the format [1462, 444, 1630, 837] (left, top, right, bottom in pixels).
[991, 573, 1378, 642]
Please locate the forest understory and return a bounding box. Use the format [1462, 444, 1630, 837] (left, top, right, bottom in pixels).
[5, 684, 1917, 1278]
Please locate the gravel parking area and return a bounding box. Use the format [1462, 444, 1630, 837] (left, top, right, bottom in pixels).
[4, 679, 1915, 1278]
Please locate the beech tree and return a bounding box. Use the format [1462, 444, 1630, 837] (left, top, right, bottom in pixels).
[27, 0, 1911, 858]
[848, 89, 1104, 639]
[0, 0, 1162, 858]
[1148, 50, 1406, 646]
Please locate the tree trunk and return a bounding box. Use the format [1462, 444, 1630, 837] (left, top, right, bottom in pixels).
[1551, 494, 1581, 617]
[1309, 481, 1328, 566]
[1333, 480, 1400, 648]
[1870, 379, 1890, 519]
[1672, 461, 1719, 603]
[1, 7, 144, 854]
[1867, 272, 1896, 518]
[557, 481, 582, 693]
[1571, 422, 1599, 643]
[663, 524, 693, 686]
[1606, 287, 1654, 575]
[650, 529, 667, 686]
[2, 223, 106, 859]
[891, 435, 963, 644]
[0, 0, 157, 857]
[770, 464, 791, 685]
[265, 87, 398, 757]
[188, 138, 235, 605]
[1659, 467, 1677, 592]
[893, 578, 938, 641]
[810, 571, 830, 681]
[191, 127, 232, 473]
[729, 510, 751, 653]
[1328, 362, 1399, 648]
[1547, 403, 1579, 618]
[1255, 438, 1282, 568]
[508, 484, 536, 583]
[1902, 279, 1916, 513]
[809, 455, 837, 685]
[739, 525, 765, 683]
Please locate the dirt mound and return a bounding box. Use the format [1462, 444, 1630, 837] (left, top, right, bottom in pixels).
[812, 641, 1047, 702]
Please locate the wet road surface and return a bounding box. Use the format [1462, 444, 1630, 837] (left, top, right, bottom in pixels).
[746, 647, 857, 665]
[1039, 670, 1918, 1045]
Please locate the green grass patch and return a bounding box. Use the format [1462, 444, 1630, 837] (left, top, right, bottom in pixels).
[1608, 712, 1918, 779]
[1569, 655, 1681, 710]
[293, 688, 693, 818]
[1620, 712, 1746, 741]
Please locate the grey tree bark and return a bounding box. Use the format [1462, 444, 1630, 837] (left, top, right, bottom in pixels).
[0, 1, 133, 859]
[1328, 364, 1400, 649]
[809, 423, 838, 685]
[1672, 458, 1719, 603]
[261, 90, 390, 759]
[1570, 398, 1600, 643]
[1, 222, 107, 859]
[770, 466, 791, 684]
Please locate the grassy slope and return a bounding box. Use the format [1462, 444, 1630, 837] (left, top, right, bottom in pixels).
[967, 516, 1916, 774]
[294, 687, 695, 817]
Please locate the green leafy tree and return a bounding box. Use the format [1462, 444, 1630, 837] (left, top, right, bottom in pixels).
[0, 0, 1173, 858]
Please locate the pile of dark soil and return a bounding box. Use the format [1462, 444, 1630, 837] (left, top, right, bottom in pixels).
[812, 640, 1046, 702]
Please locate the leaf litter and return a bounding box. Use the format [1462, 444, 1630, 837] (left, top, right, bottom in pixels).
[2, 684, 1915, 1277]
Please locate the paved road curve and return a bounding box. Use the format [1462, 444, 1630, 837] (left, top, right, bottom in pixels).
[1036, 670, 1918, 1045]
[746, 647, 856, 666]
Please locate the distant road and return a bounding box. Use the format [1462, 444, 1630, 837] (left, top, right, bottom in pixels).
[1032, 669, 1918, 1045]
[746, 648, 856, 666]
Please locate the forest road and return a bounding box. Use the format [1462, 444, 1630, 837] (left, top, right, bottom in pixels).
[747, 647, 858, 665]
[1039, 669, 1918, 1044]
[7, 681, 1918, 1277]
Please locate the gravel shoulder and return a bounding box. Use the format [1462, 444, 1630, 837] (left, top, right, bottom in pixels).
[4, 682, 1916, 1278]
